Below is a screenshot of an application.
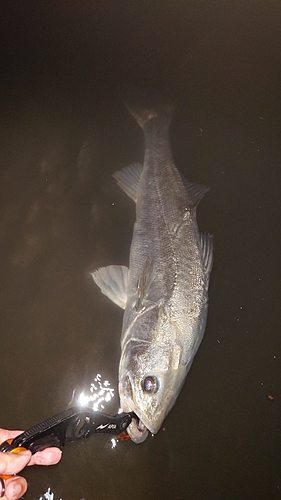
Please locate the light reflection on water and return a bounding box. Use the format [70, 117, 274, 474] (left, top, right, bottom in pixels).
[38, 374, 115, 500]
[72, 374, 121, 450]
[38, 488, 62, 500]
[38, 487, 84, 500]
[71, 373, 115, 411]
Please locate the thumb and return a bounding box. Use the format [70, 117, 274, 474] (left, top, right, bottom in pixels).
[0, 451, 32, 476]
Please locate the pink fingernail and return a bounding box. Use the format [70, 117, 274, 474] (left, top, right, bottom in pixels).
[11, 483, 23, 498]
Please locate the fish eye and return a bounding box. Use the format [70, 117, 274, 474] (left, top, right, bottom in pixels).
[142, 376, 158, 394]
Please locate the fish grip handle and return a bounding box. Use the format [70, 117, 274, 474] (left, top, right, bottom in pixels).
[0, 407, 136, 454]
[0, 407, 92, 454]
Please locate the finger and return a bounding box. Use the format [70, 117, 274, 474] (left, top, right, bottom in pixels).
[2, 476, 28, 500]
[28, 448, 62, 466]
[0, 431, 23, 443]
[0, 451, 31, 476]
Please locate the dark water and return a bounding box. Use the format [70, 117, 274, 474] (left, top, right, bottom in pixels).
[1, 2, 281, 499]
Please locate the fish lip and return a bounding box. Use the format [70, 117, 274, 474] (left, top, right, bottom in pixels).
[120, 396, 162, 442]
[119, 399, 149, 442]
[127, 416, 149, 444]
[119, 373, 161, 441]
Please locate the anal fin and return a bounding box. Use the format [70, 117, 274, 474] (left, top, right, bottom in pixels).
[113, 163, 143, 202]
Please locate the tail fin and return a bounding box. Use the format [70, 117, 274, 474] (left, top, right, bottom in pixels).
[119, 85, 174, 130]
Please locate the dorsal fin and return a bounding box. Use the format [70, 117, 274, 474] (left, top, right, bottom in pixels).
[200, 233, 214, 287]
[181, 175, 210, 208]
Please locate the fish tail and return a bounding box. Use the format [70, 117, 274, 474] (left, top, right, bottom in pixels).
[120, 85, 174, 130]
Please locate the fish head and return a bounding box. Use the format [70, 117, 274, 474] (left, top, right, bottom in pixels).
[119, 328, 184, 443]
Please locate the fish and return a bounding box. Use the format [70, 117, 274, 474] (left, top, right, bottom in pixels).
[92, 91, 213, 443]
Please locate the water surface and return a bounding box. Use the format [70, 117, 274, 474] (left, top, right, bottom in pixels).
[1, 2, 280, 499]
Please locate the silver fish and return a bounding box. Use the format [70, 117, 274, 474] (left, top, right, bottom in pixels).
[92, 94, 213, 443]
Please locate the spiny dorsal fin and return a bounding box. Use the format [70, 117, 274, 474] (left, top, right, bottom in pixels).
[113, 163, 143, 202]
[91, 265, 129, 309]
[200, 233, 214, 287]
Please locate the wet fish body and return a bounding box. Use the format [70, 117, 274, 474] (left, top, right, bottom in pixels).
[92, 96, 213, 443]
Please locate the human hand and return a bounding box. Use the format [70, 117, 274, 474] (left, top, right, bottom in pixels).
[0, 429, 62, 500]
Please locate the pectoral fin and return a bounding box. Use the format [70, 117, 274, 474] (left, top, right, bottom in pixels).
[113, 163, 143, 202]
[91, 265, 129, 309]
[136, 257, 155, 311]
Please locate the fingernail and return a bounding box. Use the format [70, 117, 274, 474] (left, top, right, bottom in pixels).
[11, 483, 23, 499]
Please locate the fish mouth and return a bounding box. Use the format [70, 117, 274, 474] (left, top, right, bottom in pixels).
[119, 375, 149, 443]
[120, 399, 149, 443]
[127, 414, 149, 443]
